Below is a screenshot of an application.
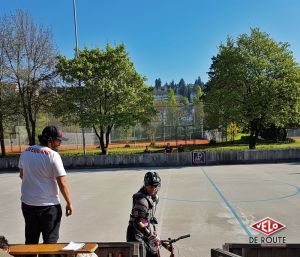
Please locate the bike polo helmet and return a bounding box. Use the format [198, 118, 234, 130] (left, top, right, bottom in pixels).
[144, 171, 161, 187]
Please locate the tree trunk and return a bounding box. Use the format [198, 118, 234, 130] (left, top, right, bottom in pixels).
[0, 113, 6, 156]
[22, 104, 33, 146]
[0, 88, 4, 156]
[25, 121, 33, 146]
[248, 119, 261, 149]
[24, 115, 36, 146]
[93, 126, 107, 155]
[99, 129, 107, 155]
[249, 132, 256, 149]
[104, 125, 113, 153]
[31, 120, 36, 145]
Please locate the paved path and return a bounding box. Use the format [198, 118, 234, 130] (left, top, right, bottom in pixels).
[1, 163, 300, 257]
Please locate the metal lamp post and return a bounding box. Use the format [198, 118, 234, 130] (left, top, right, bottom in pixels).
[72, 0, 87, 157]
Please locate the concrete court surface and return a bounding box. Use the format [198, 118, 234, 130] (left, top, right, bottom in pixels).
[1, 163, 300, 257]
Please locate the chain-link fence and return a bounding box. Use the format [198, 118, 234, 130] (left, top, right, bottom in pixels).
[3, 104, 226, 153]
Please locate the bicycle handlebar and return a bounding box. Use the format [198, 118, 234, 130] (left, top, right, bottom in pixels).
[161, 234, 191, 244]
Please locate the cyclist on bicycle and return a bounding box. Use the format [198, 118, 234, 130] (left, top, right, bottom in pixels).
[127, 171, 161, 257]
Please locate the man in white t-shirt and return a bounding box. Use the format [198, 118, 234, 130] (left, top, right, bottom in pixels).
[19, 126, 72, 249]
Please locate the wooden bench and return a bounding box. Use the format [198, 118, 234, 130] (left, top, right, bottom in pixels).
[95, 242, 144, 257]
[223, 243, 300, 257]
[9, 243, 98, 257]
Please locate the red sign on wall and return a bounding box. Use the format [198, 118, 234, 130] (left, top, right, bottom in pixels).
[250, 217, 285, 236]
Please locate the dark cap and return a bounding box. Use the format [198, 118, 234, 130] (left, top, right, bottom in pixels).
[42, 126, 68, 141]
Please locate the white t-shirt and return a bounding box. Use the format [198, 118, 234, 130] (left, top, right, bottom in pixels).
[18, 145, 67, 206]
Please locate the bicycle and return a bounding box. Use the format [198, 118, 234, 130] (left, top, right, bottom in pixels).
[160, 234, 191, 257]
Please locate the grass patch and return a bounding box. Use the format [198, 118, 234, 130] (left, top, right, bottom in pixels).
[57, 146, 165, 157]
[189, 138, 300, 152]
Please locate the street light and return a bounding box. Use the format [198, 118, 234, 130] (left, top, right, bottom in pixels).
[72, 0, 79, 56]
[72, 0, 87, 157]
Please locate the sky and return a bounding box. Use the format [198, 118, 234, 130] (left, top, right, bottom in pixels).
[1, 0, 300, 86]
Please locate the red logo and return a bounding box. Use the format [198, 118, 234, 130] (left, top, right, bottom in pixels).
[250, 217, 285, 236]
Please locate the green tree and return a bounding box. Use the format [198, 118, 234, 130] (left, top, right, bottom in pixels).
[154, 78, 162, 91]
[169, 80, 175, 92]
[0, 29, 7, 156]
[227, 122, 239, 142]
[194, 76, 204, 87]
[168, 88, 177, 106]
[55, 44, 155, 155]
[144, 124, 156, 145]
[0, 15, 22, 156]
[187, 84, 192, 102]
[118, 127, 133, 143]
[178, 78, 186, 96]
[205, 28, 300, 149]
[166, 88, 183, 128]
[0, 10, 57, 145]
[192, 86, 204, 133]
[0, 84, 10, 156]
[193, 85, 203, 104]
[181, 96, 189, 105]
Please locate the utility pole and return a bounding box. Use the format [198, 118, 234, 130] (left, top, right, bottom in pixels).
[73, 0, 87, 157]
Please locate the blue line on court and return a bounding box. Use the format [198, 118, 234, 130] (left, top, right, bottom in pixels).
[161, 179, 300, 203]
[201, 167, 253, 237]
[160, 197, 219, 203]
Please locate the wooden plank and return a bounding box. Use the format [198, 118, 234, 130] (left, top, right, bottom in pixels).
[223, 244, 242, 256]
[234, 249, 243, 256]
[9, 243, 98, 255]
[286, 248, 300, 257]
[222, 243, 300, 257]
[257, 248, 272, 257]
[242, 248, 258, 257]
[211, 248, 242, 257]
[95, 242, 144, 257]
[225, 243, 300, 249]
[272, 248, 287, 257]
